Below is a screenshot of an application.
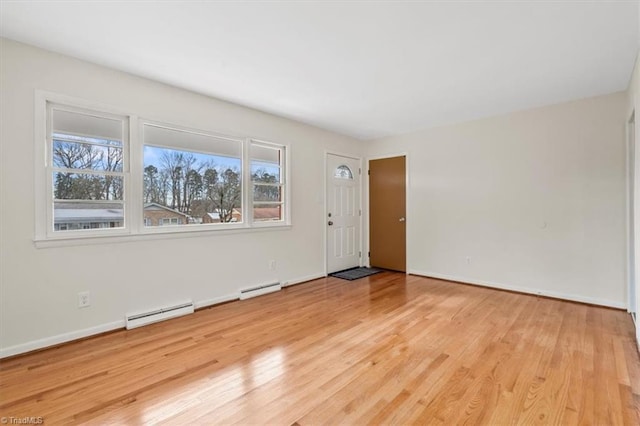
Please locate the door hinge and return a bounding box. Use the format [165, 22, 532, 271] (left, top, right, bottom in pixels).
[359, 168, 361, 175]
[359, 251, 361, 258]
[368, 170, 370, 175]
[368, 251, 371, 257]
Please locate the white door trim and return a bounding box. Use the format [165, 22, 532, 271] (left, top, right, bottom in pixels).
[364, 152, 410, 272]
[627, 91, 640, 352]
[324, 151, 363, 276]
[628, 110, 637, 317]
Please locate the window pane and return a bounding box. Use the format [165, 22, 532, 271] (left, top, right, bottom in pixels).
[251, 142, 282, 185]
[52, 108, 123, 141]
[334, 165, 353, 179]
[48, 105, 127, 236]
[250, 142, 285, 224]
[251, 144, 280, 164]
[253, 185, 282, 202]
[253, 204, 282, 222]
[143, 144, 242, 226]
[251, 162, 281, 182]
[53, 137, 123, 172]
[54, 201, 124, 232]
[144, 124, 241, 158]
[53, 172, 123, 200]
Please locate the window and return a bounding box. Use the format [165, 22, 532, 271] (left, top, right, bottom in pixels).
[160, 218, 182, 226]
[251, 141, 285, 222]
[47, 104, 127, 235]
[142, 123, 243, 228]
[334, 165, 353, 179]
[37, 96, 289, 243]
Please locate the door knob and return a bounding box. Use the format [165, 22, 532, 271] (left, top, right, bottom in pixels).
[399, 217, 406, 222]
[328, 221, 334, 226]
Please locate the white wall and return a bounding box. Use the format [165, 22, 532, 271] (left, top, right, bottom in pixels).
[366, 92, 628, 308]
[0, 39, 364, 357]
[0, 37, 633, 357]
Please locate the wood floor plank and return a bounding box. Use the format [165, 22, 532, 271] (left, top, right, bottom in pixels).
[0, 273, 638, 425]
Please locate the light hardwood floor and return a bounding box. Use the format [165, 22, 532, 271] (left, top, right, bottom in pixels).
[1, 272, 639, 425]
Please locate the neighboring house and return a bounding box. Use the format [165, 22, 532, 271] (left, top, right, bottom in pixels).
[53, 202, 192, 230]
[253, 206, 281, 221]
[202, 208, 241, 223]
[143, 203, 192, 226]
[54, 202, 123, 231]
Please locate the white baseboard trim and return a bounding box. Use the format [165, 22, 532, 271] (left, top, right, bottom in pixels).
[1, 275, 330, 359]
[1, 293, 238, 359]
[0, 320, 125, 359]
[283, 273, 326, 287]
[409, 269, 626, 309]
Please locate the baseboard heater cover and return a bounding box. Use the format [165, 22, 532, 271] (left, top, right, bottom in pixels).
[240, 282, 282, 300]
[126, 301, 194, 329]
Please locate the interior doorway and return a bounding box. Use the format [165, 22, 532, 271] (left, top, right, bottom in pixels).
[369, 155, 406, 272]
[326, 153, 361, 274]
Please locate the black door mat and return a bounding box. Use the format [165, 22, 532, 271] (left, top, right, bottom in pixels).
[330, 267, 383, 281]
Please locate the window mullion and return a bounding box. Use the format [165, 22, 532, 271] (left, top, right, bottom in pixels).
[243, 138, 252, 228]
[128, 115, 142, 235]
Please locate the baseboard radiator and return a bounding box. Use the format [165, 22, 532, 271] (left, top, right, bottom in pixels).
[126, 301, 194, 330]
[240, 282, 281, 300]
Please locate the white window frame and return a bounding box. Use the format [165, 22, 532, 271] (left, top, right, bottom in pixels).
[34, 92, 290, 247]
[249, 139, 288, 227]
[139, 120, 246, 235]
[35, 93, 132, 241]
[48, 104, 128, 234]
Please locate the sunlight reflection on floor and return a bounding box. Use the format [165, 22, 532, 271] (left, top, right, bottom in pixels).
[137, 347, 286, 424]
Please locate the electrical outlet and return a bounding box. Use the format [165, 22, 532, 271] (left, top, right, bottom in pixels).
[78, 291, 90, 308]
[269, 260, 276, 270]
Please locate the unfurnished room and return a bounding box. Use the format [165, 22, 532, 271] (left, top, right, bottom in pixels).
[1, 1, 639, 424]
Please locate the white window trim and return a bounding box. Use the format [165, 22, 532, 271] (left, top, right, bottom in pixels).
[35, 91, 133, 242]
[249, 139, 290, 227]
[138, 119, 249, 235]
[47, 103, 129, 236]
[34, 91, 291, 248]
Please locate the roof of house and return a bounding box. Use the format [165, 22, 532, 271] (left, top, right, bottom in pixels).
[54, 208, 123, 223]
[53, 202, 191, 223]
[143, 203, 191, 218]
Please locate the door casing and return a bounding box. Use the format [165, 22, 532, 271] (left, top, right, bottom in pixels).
[628, 110, 637, 320]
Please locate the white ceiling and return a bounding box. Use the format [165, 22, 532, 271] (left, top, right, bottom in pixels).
[1, 1, 638, 140]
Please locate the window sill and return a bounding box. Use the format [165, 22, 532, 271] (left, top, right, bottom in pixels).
[33, 223, 292, 249]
